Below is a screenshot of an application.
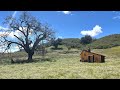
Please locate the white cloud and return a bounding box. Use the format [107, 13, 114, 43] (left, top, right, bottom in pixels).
[0, 32, 8, 37]
[62, 11, 71, 15]
[0, 12, 18, 40]
[9, 27, 30, 38]
[0, 26, 34, 39]
[80, 25, 103, 37]
[9, 46, 20, 52]
[0, 25, 18, 38]
[0, 30, 21, 38]
[14, 45, 19, 49]
[8, 30, 21, 38]
[57, 11, 72, 15]
[0, 26, 9, 30]
[58, 36, 63, 39]
[112, 11, 120, 20]
[112, 11, 120, 14]
[113, 16, 120, 19]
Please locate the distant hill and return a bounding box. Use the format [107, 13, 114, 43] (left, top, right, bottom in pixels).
[61, 38, 81, 48]
[61, 34, 120, 49]
[89, 34, 120, 49]
[17, 34, 120, 51]
[62, 38, 80, 45]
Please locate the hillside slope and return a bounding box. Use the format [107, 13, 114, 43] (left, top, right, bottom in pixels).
[92, 46, 120, 60]
[89, 34, 120, 49]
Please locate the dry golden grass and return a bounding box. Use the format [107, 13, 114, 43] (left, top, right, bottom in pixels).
[0, 46, 120, 79]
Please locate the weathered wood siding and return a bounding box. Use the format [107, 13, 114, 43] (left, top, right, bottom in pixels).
[80, 51, 90, 62]
[80, 50, 105, 63]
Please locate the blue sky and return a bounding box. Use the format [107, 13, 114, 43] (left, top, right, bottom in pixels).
[0, 11, 120, 52]
[0, 11, 120, 39]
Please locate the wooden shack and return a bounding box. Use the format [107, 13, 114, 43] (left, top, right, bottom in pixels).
[80, 50, 105, 63]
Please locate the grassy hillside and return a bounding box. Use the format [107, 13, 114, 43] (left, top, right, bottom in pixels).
[61, 38, 82, 49]
[89, 34, 120, 49]
[59, 34, 120, 50]
[0, 46, 120, 79]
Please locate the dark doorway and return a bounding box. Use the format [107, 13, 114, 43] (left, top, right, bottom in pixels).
[93, 55, 94, 62]
[88, 56, 91, 62]
[88, 55, 94, 63]
[101, 56, 105, 63]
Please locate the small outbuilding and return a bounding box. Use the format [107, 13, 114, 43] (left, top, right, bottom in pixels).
[80, 50, 105, 63]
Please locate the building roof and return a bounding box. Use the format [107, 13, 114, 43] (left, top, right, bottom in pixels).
[80, 50, 105, 57]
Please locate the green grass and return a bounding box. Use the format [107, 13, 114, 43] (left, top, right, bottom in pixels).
[89, 34, 120, 49]
[0, 46, 120, 79]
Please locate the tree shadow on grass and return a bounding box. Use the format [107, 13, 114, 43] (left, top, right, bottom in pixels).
[10, 57, 56, 64]
[11, 59, 30, 64]
[51, 47, 63, 50]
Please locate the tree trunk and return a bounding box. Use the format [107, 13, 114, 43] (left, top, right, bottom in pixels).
[27, 52, 34, 62]
[55, 45, 58, 49]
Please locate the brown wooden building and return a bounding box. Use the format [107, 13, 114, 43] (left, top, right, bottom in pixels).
[80, 50, 105, 63]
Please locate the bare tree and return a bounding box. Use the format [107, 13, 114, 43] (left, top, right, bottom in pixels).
[0, 11, 54, 62]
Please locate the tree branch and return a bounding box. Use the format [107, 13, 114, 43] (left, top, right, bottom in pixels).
[37, 34, 43, 39]
[4, 38, 24, 48]
[32, 36, 45, 52]
[18, 28, 26, 37]
[12, 26, 26, 37]
[24, 23, 30, 49]
[14, 35, 25, 46]
[19, 20, 27, 37]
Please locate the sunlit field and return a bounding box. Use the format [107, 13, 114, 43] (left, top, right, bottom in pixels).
[0, 46, 120, 79]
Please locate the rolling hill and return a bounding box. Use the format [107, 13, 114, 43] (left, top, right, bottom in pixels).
[60, 34, 120, 49]
[89, 34, 120, 49]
